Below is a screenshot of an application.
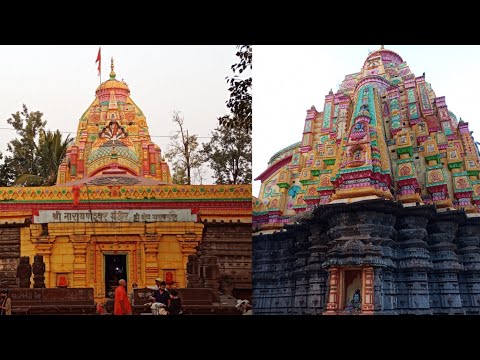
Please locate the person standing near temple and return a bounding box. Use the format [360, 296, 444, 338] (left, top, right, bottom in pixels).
[0, 290, 12, 315]
[114, 279, 132, 315]
[151, 279, 170, 306]
[129, 282, 138, 306]
[166, 289, 183, 315]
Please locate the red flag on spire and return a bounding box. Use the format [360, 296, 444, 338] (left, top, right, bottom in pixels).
[95, 47, 101, 76]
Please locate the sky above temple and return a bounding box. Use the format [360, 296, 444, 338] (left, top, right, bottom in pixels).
[0, 45, 238, 185]
[253, 45, 480, 196]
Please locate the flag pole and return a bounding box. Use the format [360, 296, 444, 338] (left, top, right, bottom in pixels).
[96, 46, 102, 85]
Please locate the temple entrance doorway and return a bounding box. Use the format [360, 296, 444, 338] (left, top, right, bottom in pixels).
[105, 254, 127, 298]
[344, 269, 362, 309]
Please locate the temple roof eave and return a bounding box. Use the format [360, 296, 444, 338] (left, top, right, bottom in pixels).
[255, 156, 292, 182]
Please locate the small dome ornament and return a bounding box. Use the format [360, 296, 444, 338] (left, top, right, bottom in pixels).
[110, 57, 116, 79]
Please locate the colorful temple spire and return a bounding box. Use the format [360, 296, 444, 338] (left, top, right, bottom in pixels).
[254, 46, 480, 230]
[56, 59, 172, 185]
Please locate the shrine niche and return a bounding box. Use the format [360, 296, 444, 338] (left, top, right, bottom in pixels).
[349, 121, 368, 142]
[473, 184, 480, 197]
[428, 170, 443, 183]
[399, 165, 411, 177]
[56, 273, 69, 288]
[320, 175, 331, 187]
[270, 198, 279, 209]
[296, 196, 305, 206]
[325, 146, 334, 157]
[347, 146, 366, 168]
[416, 121, 429, 139]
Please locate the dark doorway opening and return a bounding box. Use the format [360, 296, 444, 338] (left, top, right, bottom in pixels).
[105, 254, 127, 298]
[344, 269, 362, 309]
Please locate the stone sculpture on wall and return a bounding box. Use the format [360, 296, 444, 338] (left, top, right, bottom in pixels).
[17, 256, 32, 288]
[32, 254, 46, 288]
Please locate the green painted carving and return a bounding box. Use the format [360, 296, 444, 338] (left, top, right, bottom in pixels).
[425, 154, 440, 162]
[448, 162, 463, 170]
[396, 147, 413, 157]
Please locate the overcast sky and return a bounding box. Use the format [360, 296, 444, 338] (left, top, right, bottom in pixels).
[253, 45, 480, 196]
[0, 45, 238, 184]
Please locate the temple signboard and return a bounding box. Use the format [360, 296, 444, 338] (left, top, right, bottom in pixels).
[33, 209, 197, 223]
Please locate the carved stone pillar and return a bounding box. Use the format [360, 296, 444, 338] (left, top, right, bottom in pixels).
[72, 243, 88, 288]
[144, 237, 159, 286]
[32, 254, 46, 288]
[178, 234, 201, 288]
[292, 224, 312, 314]
[186, 254, 200, 288]
[361, 267, 375, 314]
[305, 223, 329, 315]
[324, 267, 340, 314]
[16, 256, 32, 288]
[252, 231, 295, 315]
[457, 217, 480, 314]
[427, 211, 465, 314]
[34, 244, 52, 288]
[395, 207, 434, 315]
[203, 256, 219, 298]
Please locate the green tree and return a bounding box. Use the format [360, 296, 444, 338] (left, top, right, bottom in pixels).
[202, 124, 252, 184]
[15, 129, 73, 186]
[0, 105, 72, 186]
[165, 111, 203, 185]
[219, 45, 252, 130]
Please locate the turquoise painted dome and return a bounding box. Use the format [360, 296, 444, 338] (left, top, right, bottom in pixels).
[87, 144, 139, 164]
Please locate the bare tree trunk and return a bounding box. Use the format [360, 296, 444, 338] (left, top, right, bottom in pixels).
[186, 130, 191, 185]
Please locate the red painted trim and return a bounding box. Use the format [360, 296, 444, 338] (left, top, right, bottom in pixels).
[254, 156, 292, 182]
[0, 201, 252, 212]
[90, 165, 138, 177]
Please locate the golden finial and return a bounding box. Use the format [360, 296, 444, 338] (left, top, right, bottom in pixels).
[110, 57, 116, 79]
[380, 45, 385, 50]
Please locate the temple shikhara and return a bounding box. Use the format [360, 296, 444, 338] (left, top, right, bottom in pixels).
[253, 46, 480, 314]
[0, 59, 252, 307]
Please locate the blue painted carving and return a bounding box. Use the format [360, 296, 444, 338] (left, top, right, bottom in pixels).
[288, 185, 301, 199]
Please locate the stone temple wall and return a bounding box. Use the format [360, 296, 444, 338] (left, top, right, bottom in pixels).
[187, 222, 252, 302]
[253, 199, 480, 315]
[0, 225, 22, 288]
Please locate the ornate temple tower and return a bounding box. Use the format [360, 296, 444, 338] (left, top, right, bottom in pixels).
[57, 58, 172, 185]
[254, 46, 480, 229]
[253, 46, 480, 315]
